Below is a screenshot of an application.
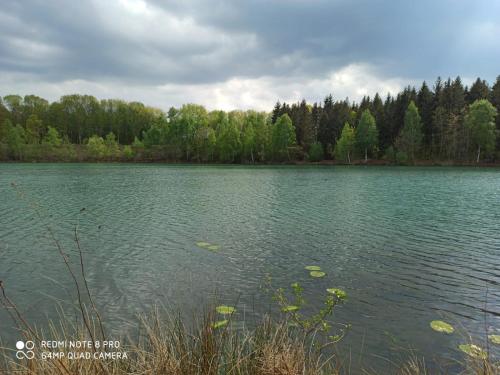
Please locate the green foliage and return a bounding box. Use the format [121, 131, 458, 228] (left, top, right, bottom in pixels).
[305, 266, 321, 271]
[195, 241, 220, 252]
[242, 123, 256, 163]
[3, 121, 26, 159]
[216, 305, 236, 315]
[308, 142, 324, 162]
[217, 120, 240, 162]
[430, 320, 454, 334]
[489, 334, 500, 344]
[356, 109, 378, 161]
[86, 135, 107, 159]
[105, 132, 121, 158]
[196, 241, 211, 248]
[132, 136, 144, 148]
[1, 76, 499, 163]
[309, 271, 326, 278]
[326, 288, 347, 299]
[465, 99, 497, 162]
[458, 344, 487, 359]
[397, 101, 423, 163]
[383, 146, 396, 163]
[282, 305, 299, 312]
[172, 104, 209, 160]
[395, 150, 409, 165]
[271, 114, 296, 161]
[0, 119, 13, 143]
[193, 126, 216, 162]
[122, 145, 134, 160]
[142, 121, 168, 148]
[269, 278, 348, 339]
[42, 126, 63, 147]
[212, 320, 228, 329]
[334, 122, 355, 163]
[25, 114, 44, 144]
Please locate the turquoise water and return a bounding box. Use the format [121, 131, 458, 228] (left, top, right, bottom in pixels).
[0, 164, 499, 371]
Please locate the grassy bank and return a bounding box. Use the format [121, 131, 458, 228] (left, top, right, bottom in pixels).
[1, 305, 498, 375]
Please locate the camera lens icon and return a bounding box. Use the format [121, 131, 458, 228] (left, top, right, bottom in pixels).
[15, 340, 35, 360]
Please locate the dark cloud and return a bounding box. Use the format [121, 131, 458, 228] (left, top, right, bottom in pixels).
[0, 0, 499, 109]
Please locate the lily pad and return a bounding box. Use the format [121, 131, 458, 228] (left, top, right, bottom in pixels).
[310, 271, 326, 278]
[196, 241, 211, 248]
[458, 344, 487, 359]
[282, 305, 299, 313]
[430, 320, 454, 334]
[207, 245, 220, 251]
[305, 266, 321, 271]
[216, 305, 236, 315]
[327, 288, 347, 299]
[212, 320, 228, 329]
[488, 335, 500, 345]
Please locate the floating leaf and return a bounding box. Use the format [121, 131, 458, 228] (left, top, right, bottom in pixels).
[196, 241, 211, 248]
[489, 335, 500, 345]
[458, 344, 487, 359]
[282, 305, 299, 313]
[430, 320, 454, 334]
[207, 245, 220, 251]
[310, 271, 326, 278]
[216, 305, 236, 315]
[212, 320, 228, 329]
[305, 266, 321, 271]
[327, 288, 347, 299]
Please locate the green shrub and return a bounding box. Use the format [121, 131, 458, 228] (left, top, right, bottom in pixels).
[308, 142, 324, 162]
[123, 145, 134, 160]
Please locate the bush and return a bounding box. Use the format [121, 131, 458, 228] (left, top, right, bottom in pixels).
[308, 142, 324, 162]
[86, 135, 106, 159]
[396, 150, 409, 164]
[122, 145, 134, 160]
[383, 146, 396, 163]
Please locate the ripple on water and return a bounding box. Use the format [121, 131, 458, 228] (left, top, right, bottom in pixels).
[0, 164, 499, 372]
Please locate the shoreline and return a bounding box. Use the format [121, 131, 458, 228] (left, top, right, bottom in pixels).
[2, 159, 500, 168]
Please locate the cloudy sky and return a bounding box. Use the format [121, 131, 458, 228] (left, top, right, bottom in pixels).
[1, 0, 499, 110]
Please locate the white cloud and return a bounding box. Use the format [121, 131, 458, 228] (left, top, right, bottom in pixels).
[0, 63, 412, 111]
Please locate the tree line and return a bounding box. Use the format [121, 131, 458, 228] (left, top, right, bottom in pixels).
[0, 76, 499, 163]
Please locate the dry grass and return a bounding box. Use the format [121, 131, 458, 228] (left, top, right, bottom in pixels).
[0, 309, 343, 375]
[1, 308, 498, 375]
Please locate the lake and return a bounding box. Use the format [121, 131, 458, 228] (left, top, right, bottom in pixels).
[1, 164, 499, 371]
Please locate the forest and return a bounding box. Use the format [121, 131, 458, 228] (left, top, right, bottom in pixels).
[0, 76, 499, 164]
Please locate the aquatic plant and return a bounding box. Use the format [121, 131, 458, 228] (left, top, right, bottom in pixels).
[489, 334, 500, 344]
[216, 305, 236, 315]
[305, 265, 321, 271]
[196, 241, 220, 251]
[310, 271, 326, 278]
[268, 277, 349, 343]
[327, 288, 347, 299]
[212, 319, 229, 329]
[458, 344, 487, 359]
[430, 320, 454, 334]
[282, 305, 300, 312]
[196, 241, 211, 248]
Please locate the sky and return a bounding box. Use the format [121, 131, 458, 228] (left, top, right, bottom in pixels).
[1, 0, 500, 111]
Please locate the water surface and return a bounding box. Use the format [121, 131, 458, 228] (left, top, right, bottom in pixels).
[1, 164, 499, 371]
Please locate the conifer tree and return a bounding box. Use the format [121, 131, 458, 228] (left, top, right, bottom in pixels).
[397, 101, 423, 163]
